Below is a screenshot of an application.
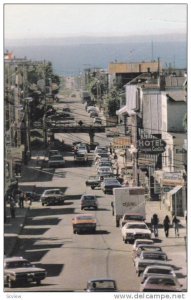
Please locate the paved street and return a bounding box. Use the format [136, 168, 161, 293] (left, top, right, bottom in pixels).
[4, 83, 187, 292]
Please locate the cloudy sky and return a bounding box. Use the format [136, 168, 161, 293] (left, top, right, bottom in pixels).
[4, 3, 187, 40]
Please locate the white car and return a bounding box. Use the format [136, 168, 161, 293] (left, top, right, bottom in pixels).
[141, 265, 177, 284]
[121, 222, 152, 244]
[140, 275, 182, 292]
[40, 189, 65, 206]
[135, 251, 168, 276]
[48, 154, 65, 168]
[87, 106, 97, 113]
[97, 166, 113, 175]
[132, 239, 154, 252]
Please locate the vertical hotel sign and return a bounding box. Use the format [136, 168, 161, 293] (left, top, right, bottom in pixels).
[137, 138, 166, 154]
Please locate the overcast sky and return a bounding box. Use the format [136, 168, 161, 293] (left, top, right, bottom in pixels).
[4, 3, 187, 40]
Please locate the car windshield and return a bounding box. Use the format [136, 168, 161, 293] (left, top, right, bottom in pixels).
[90, 281, 116, 289]
[127, 224, 147, 229]
[45, 190, 60, 195]
[124, 215, 144, 221]
[50, 156, 63, 160]
[139, 246, 161, 252]
[147, 278, 176, 286]
[77, 216, 94, 221]
[148, 268, 172, 275]
[83, 196, 96, 200]
[6, 260, 32, 268]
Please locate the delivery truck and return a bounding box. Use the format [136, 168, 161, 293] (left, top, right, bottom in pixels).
[112, 187, 146, 227]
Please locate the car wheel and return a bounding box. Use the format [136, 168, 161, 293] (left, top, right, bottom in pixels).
[73, 229, 76, 234]
[91, 186, 95, 190]
[42, 203, 44, 206]
[137, 271, 141, 277]
[124, 239, 128, 244]
[81, 207, 84, 210]
[36, 279, 41, 285]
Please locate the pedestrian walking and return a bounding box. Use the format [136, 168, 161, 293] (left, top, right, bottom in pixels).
[9, 196, 16, 218]
[109, 143, 113, 155]
[163, 215, 170, 237]
[172, 215, 180, 237]
[73, 146, 78, 159]
[19, 191, 25, 208]
[114, 152, 118, 160]
[151, 213, 159, 237]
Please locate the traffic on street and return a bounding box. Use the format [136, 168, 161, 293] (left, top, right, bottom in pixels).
[4, 78, 187, 292]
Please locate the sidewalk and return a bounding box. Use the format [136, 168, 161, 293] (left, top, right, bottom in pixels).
[114, 148, 187, 290]
[4, 206, 29, 257]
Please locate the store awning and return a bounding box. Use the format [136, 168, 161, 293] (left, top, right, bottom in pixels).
[116, 106, 136, 116]
[116, 105, 129, 115]
[168, 185, 183, 195]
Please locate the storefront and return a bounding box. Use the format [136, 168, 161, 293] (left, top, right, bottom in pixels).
[154, 171, 186, 216]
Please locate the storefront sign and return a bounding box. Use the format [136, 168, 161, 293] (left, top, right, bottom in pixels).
[162, 172, 184, 186]
[137, 138, 166, 154]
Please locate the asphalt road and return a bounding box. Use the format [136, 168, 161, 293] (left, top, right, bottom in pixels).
[5, 81, 187, 292]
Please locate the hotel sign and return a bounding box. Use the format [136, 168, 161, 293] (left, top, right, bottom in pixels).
[137, 138, 166, 154]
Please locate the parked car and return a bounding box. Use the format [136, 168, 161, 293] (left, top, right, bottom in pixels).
[48, 154, 65, 168]
[4, 257, 47, 288]
[94, 146, 108, 154]
[121, 213, 145, 227]
[72, 214, 97, 234]
[140, 275, 183, 292]
[48, 149, 60, 159]
[85, 278, 118, 292]
[87, 106, 97, 113]
[121, 222, 152, 244]
[96, 161, 113, 169]
[90, 111, 99, 118]
[132, 239, 154, 252]
[85, 176, 101, 189]
[95, 152, 111, 160]
[80, 194, 98, 210]
[93, 117, 102, 125]
[141, 265, 177, 284]
[40, 189, 65, 206]
[97, 166, 113, 175]
[132, 244, 163, 261]
[101, 178, 122, 194]
[134, 250, 168, 276]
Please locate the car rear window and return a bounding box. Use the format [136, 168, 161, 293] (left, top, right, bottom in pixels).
[149, 269, 172, 275]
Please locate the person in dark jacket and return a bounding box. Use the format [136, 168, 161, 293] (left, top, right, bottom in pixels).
[172, 215, 180, 237]
[151, 213, 159, 237]
[163, 215, 170, 237]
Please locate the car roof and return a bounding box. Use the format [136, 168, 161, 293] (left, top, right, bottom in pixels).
[134, 239, 154, 244]
[123, 213, 144, 216]
[145, 265, 174, 271]
[87, 278, 116, 282]
[44, 189, 61, 192]
[5, 256, 25, 262]
[141, 250, 166, 255]
[75, 214, 95, 218]
[125, 221, 147, 225]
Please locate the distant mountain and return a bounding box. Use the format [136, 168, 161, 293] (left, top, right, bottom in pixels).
[4, 35, 187, 75]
